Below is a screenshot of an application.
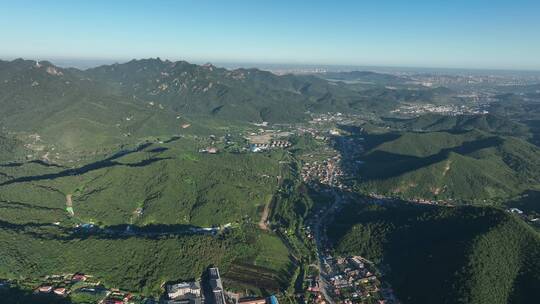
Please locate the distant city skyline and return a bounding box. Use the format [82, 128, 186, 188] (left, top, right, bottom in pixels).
[1, 0, 539, 70]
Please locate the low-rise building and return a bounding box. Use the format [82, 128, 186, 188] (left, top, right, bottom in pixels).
[38, 286, 53, 293]
[71, 273, 87, 282]
[54, 287, 67, 296]
[167, 281, 202, 300]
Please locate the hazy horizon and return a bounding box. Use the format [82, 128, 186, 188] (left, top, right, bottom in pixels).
[1, 0, 539, 71]
[3, 56, 540, 76]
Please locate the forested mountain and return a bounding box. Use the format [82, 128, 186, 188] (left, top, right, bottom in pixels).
[0, 132, 27, 162]
[354, 130, 540, 202]
[2, 57, 540, 302]
[0, 58, 362, 152]
[381, 113, 530, 138]
[0, 58, 472, 153]
[83, 58, 361, 122]
[0, 58, 363, 126]
[0, 137, 294, 293]
[328, 203, 540, 304]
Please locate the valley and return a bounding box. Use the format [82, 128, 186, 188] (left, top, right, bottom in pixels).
[0, 58, 539, 304]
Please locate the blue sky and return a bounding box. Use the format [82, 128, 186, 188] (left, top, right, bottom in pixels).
[1, 0, 539, 70]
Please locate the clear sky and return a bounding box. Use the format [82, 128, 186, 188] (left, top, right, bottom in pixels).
[1, 0, 539, 70]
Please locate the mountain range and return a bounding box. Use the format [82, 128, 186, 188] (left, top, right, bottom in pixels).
[0, 58, 462, 154]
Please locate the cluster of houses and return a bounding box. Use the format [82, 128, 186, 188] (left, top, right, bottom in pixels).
[322, 256, 400, 304]
[245, 128, 293, 153]
[295, 126, 326, 140]
[309, 113, 347, 125]
[249, 140, 291, 152]
[390, 103, 489, 116]
[199, 147, 219, 154]
[33, 273, 90, 297]
[507, 208, 540, 227]
[103, 290, 136, 304]
[300, 156, 345, 190]
[1, 272, 148, 303]
[367, 193, 455, 207]
[3, 267, 282, 304]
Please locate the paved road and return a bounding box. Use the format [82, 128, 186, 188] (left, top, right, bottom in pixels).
[312, 191, 344, 304]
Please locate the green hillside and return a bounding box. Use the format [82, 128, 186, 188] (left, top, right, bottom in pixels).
[487, 98, 540, 145]
[328, 203, 540, 304]
[0, 136, 296, 293]
[0, 58, 359, 154]
[2, 57, 539, 301]
[382, 113, 531, 138]
[354, 130, 540, 202]
[82, 58, 366, 122]
[0, 132, 28, 162]
[0, 58, 469, 156]
[0, 136, 287, 226]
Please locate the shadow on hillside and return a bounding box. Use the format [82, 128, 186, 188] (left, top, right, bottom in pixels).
[334, 130, 503, 180]
[148, 146, 169, 153]
[357, 132, 402, 151]
[325, 202, 506, 304]
[0, 218, 218, 241]
[505, 190, 540, 213]
[0, 219, 61, 231]
[0, 143, 172, 186]
[0, 159, 67, 169]
[0, 219, 76, 240]
[0, 199, 65, 211]
[524, 119, 540, 147]
[0, 286, 73, 304]
[79, 222, 218, 241]
[163, 135, 182, 143]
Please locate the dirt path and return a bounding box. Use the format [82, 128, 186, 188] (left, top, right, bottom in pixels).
[443, 160, 452, 176]
[258, 200, 271, 230]
[66, 194, 74, 216]
[259, 175, 283, 230]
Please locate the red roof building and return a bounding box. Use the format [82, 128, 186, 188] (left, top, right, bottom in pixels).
[38, 286, 53, 293]
[72, 273, 87, 282]
[54, 288, 67, 296]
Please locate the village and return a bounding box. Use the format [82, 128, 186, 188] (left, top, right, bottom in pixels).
[390, 103, 489, 116]
[0, 267, 282, 304]
[507, 207, 540, 228]
[0, 272, 146, 303]
[298, 185, 401, 304]
[300, 155, 344, 190]
[1, 114, 403, 304]
[302, 256, 399, 304]
[293, 121, 401, 304]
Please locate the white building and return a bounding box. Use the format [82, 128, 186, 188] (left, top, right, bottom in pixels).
[167, 281, 201, 300]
